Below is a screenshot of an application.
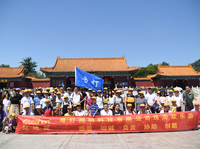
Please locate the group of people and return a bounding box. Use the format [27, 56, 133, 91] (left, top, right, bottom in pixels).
[0, 85, 199, 134]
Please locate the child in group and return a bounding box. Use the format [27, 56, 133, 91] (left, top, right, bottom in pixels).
[192, 102, 200, 111]
[0, 101, 7, 132]
[35, 105, 42, 115]
[160, 103, 172, 113]
[5, 113, 17, 134]
[23, 105, 30, 115]
[170, 99, 177, 112]
[84, 104, 90, 116]
[54, 107, 60, 116]
[43, 99, 54, 116]
[61, 95, 71, 116]
[74, 103, 85, 116]
[73, 105, 77, 113]
[89, 96, 99, 118]
[64, 106, 74, 116]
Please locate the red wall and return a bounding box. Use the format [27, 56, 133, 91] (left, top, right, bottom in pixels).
[134, 80, 154, 87]
[32, 82, 50, 88]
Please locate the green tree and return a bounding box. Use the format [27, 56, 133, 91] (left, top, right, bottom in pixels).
[20, 57, 37, 74]
[134, 61, 169, 78]
[28, 71, 48, 79]
[191, 59, 200, 72]
[0, 64, 10, 67]
[161, 61, 169, 66]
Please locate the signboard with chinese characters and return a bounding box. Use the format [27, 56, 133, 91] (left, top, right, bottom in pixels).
[15, 111, 199, 134]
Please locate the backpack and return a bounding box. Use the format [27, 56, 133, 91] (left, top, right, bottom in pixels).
[185, 92, 194, 110]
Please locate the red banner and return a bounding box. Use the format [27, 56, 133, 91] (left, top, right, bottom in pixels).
[15, 111, 199, 134]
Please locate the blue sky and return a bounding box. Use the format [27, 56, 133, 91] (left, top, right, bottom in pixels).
[0, 0, 200, 71]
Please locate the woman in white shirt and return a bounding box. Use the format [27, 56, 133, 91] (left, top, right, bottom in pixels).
[3, 92, 10, 115]
[108, 90, 114, 108]
[173, 89, 183, 112]
[157, 89, 167, 109]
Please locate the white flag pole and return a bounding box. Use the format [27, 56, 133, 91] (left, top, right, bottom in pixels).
[75, 66, 76, 86]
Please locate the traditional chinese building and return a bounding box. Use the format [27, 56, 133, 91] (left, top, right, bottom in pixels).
[0, 65, 50, 89]
[134, 64, 200, 89]
[40, 56, 140, 89]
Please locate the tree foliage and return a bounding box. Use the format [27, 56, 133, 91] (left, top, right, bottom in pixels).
[20, 57, 37, 74]
[191, 59, 200, 72]
[0, 64, 10, 67]
[134, 61, 169, 78]
[28, 71, 48, 79]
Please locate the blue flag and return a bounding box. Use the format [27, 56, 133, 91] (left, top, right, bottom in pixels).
[75, 67, 104, 91]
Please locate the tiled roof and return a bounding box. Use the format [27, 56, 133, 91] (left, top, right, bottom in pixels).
[26, 76, 50, 82]
[40, 56, 140, 72]
[147, 64, 200, 78]
[0, 65, 25, 78]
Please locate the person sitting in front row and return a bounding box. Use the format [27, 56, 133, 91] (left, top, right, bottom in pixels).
[138, 104, 149, 114]
[64, 106, 74, 116]
[192, 102, 200, 111]
[113, 103, 124, 115]
[170, 99, 177, 112]
[160, 103, 172, 113]
[74, 103, 85, 116]
[23, 105, 30, 115]
[5, 113, 17, 134]
[89, 96, 99, 118]
[124, 104, 135, 115]
[43, 99, 54, 116]
[100, 103, 113, 116]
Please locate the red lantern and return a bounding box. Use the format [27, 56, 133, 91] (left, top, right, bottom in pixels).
[104, 78, 109, 81]
[176, 80, 178, 83]
[182, 80, 185, 83]
[69, 78, 75, 81]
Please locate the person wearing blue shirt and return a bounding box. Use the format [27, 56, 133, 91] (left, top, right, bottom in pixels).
[33, 91, 42, 115]
[89, 96, 99, 118]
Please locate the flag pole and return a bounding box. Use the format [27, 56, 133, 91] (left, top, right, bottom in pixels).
[75, 66, 76, 86]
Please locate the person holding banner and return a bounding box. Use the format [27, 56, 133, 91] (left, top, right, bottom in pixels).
[100, 103, 113, 116]
[89, 97, 99, 118]
[74, 103, 85, 116]
[160, 103, 171, 113]
[113, 103, 124, 115]
[192, 102, 200, 111]
[64, 106, 74, 116]
[124, 104, 135, 115]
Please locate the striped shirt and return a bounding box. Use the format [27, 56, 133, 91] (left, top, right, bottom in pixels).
[89, 103, 99, 116]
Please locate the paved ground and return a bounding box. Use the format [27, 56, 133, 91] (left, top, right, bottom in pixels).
[0, 130, 200, 149]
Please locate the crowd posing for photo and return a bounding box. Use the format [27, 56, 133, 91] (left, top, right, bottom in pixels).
[0, 85, 199, 134]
